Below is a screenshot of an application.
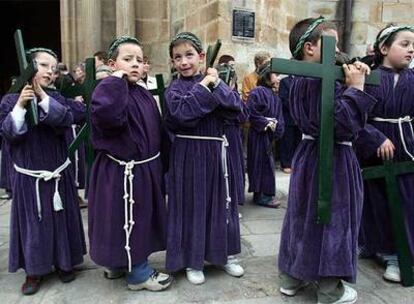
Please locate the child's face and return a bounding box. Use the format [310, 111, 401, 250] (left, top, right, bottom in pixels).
[381, 30, 414, 70]
[171, 42, 204, 77]
[270, 73, 281, 91]
[143, 59, 150, 74]
[34, 52, 58, 88]
[110, 43, 144, 83]
[304, 29, 339, 63]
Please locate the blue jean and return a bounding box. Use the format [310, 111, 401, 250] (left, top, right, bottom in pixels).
[126, 260, 154, 284]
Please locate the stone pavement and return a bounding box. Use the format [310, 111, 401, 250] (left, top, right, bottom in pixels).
[0, 171, 413, 303]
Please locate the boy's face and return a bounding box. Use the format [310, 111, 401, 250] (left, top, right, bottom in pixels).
[381, 30, 414, 70]
[305, 29, 339, 63]
[34, 52, 58, 88]
[171, 42, 204, 77]
[110, 43, 144, 83]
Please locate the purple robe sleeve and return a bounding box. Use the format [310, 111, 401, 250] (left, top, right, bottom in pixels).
[247, 91, 272, 132]
[66, 98, 87, 125]
[39, 96, 74, 127]
[212, 81, 243, 112]
[0, 94, 28, 142]
[165, 83, 220, 128]
[334, 87, 378, 141]
[91, 76, 129, 130]
[273, 95, 285, 140]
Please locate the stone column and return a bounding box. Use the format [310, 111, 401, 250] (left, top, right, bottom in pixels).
[60, 0, 79, 67]
[81, 0, 102, 59]
[116, 0, 136, 37]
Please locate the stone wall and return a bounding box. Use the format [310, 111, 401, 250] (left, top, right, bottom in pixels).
[60, 0, 414, 78]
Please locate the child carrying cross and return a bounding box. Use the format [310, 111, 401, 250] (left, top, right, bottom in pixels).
[0, 47, 86, 295]
[277, 17, 376, 304]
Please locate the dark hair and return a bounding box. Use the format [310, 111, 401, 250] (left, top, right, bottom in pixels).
[289, 18, 337, 60]
[256, 62, 273, 88]
[218, 54, 235, 64]
[93, 51, 108, 64]
[108, 36, 142, 60]
[169, 32, 203, 58]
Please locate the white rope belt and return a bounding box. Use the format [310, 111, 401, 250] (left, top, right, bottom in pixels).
[302, 134, 353, 147]
[14, 158, 72, 221]
[71, 125, 80, 187]
[106, 151, 161, 272]
[372, 116, 414, 161]
[176, 134, 232, 224]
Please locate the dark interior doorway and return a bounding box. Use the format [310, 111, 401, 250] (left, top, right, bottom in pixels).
[0, 0, 61, 96]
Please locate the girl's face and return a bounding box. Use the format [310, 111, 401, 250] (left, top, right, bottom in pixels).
[109, 43, 144, 83]
[171, 42, 204, 77]
[381, 30, 414, 70]
[34, 52, 58, 88]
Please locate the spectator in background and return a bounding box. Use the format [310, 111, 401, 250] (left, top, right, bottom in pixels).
[241, 51, 271, 102]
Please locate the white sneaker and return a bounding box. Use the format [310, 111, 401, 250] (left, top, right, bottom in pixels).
[383, 264, 401, 282]
[279, 282, 309, 296]
[317, 285, 357, 304]
[128, 271, 173, 291]
[223, 257, 244, 277]
[186, 268, 205, 285]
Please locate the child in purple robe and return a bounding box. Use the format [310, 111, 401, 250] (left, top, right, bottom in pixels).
[277, 17, 376, 304]
[88, 36, 172, 291]
[164, 32, 244, 285]
[0, 48, 86, 295]
[356, 25, 414, 283]
[247, 63, 285, 208]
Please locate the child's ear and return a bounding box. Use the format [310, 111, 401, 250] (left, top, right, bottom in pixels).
[380, 45, 388, 56]
[199, 52, 206, 62]
[108, 59, 117, 71]
[303, 42, 315, 57]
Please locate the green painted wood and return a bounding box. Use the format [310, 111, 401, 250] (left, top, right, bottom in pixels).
[149, 74, 166, 115]
[270, 35, 380, 224]
[9, 30, 38, 126]
[362, 160, 414, 287]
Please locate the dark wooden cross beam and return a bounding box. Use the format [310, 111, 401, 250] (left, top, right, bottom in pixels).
[271, 35, 380, 224]
[206, 39, 222, 68]
[68, 57, 98, 177]
[149, 74, 166, 115]
[8, 29, 38, 126]
[362, 160, 414, 287]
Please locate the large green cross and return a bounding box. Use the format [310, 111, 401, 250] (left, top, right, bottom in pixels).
[270, 35, 380, 224]
[67, 57, 98, 177]
[149, 74, 166, 115]
[8, 29, 38, 126]
[362, 160, 414, 286]
[206, 39, 222, 68]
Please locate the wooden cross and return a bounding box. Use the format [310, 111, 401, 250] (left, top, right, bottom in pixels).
[206, 39, 222, 69]
[362, 160, 414, 287]
[149, 74, 166, 115]
[8, 29, 38, 126]
[270, 35, 380, 224]
[67, 57, 98, 177]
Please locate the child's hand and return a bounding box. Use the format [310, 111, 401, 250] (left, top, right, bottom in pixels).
[343, 62, 370, 91]
[32, 78, 47, 100]
[377, 138, 395, 160]
[17, 85, 35, 108]
[112, 70, 127, 79]
[200, 75, 217, 87]
[206, 67, 219, 80]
